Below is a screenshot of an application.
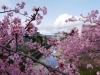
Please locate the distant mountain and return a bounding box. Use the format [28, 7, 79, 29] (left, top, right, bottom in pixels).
[41, 34, 54, 38]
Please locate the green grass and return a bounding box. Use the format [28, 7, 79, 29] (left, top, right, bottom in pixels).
[80, 67, 100, 75]
[77, 53, 100, 75]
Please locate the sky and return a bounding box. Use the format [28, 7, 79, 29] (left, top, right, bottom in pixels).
[0, 0, 100, 35]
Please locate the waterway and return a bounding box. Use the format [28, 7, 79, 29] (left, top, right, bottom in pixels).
[45, 51, 58, 68]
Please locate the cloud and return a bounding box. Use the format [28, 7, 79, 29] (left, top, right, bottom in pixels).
[39, 14, 84, 35]
[54, 14, 82, 28]
[38, 24, 55, 35]
[38, 29, 54, 35]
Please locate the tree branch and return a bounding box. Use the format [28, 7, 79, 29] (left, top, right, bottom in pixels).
[0, 10, 14, 13]
[15, 34, 18, 52]
[25, 8, 40, 29]
[0, 45, 68, 75]
[5, 38, 14, 47]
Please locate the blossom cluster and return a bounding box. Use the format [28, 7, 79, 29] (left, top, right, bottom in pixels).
[52, 10, 100, 74]
[0, 1, 54, 75]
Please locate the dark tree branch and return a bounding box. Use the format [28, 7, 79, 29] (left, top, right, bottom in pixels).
[0, 10, 14, 13]
[25, 7, 40, 29]
[0, 45, 68, 75]
[5, 38, 14, 55]
[5, 38, 14, 47]
[15, 34, 18, 52]
[19, 12, 31, 18]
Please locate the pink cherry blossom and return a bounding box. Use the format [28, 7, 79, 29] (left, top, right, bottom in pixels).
[86, 64, 93, 69]
[42, 6, 47, 15]
[2, 5, 8, 10]
[32, 6, 36, 11]
[97, 71, 100, 75]
[15, 8, 20, 13]
[24, 11, 28, 15]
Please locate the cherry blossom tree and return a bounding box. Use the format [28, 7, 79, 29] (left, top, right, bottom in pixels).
[53, 10, 100, 75]
[0, 1, 68, 75]
[1, 1, 100, 75]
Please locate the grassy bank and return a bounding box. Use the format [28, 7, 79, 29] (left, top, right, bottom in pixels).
[80, 67, 100, 75]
